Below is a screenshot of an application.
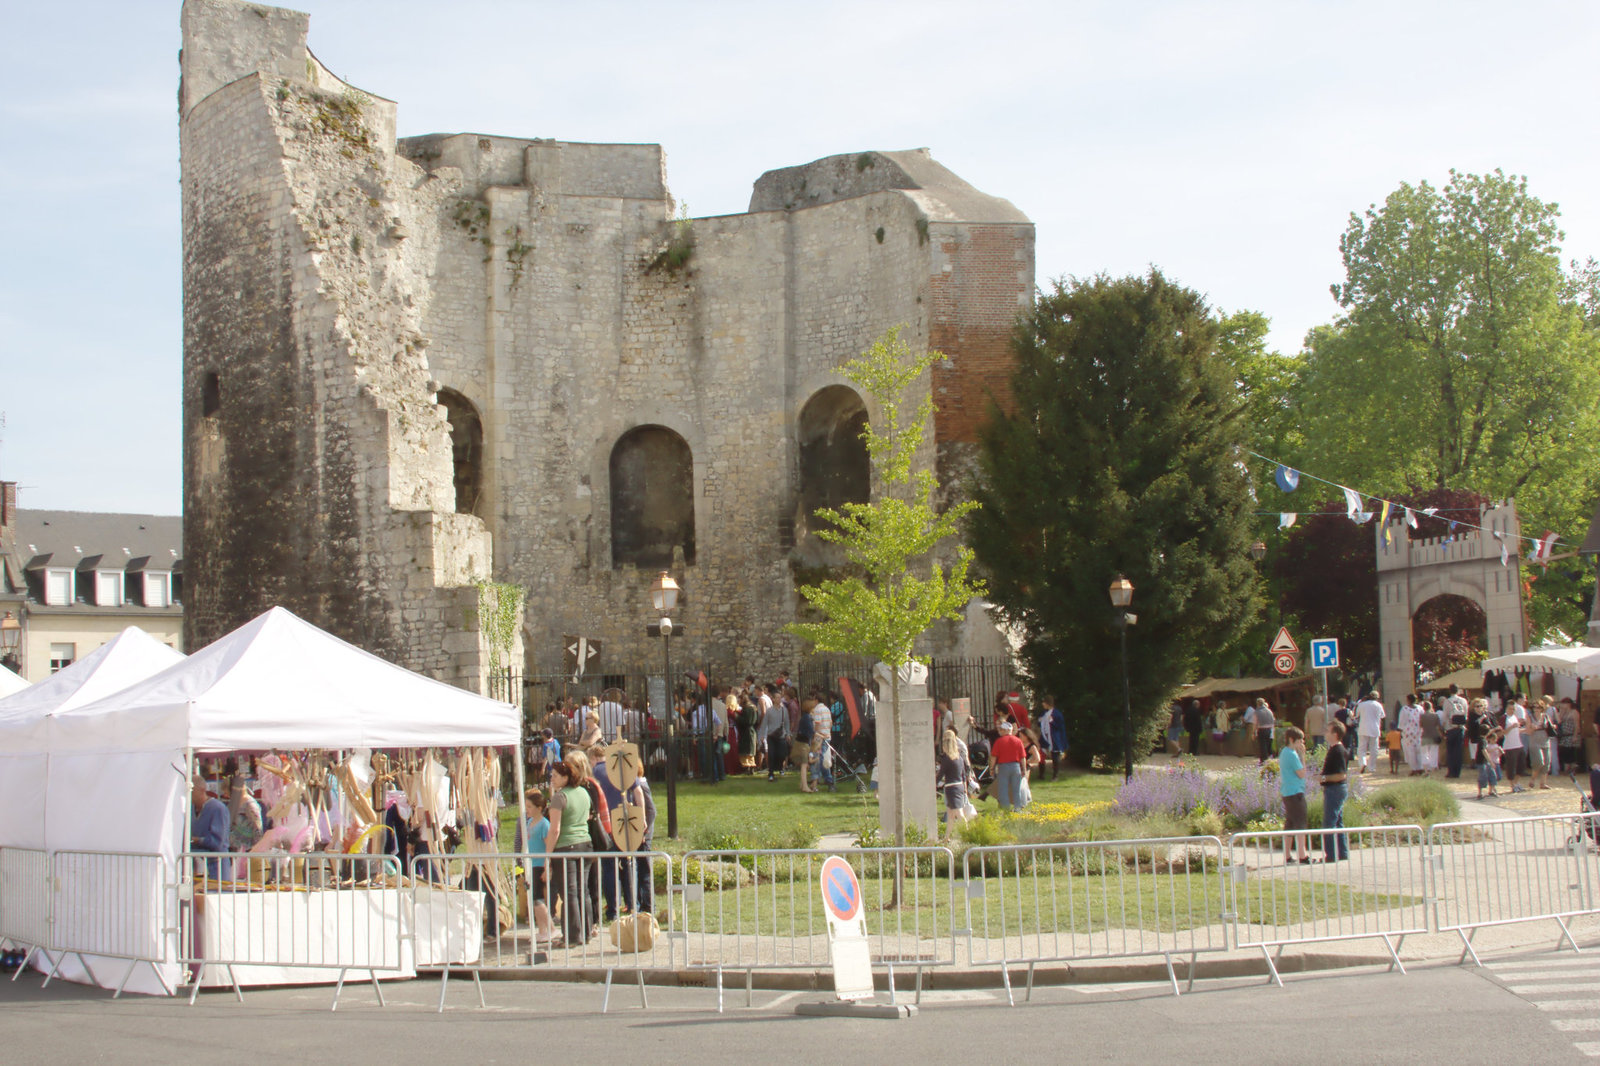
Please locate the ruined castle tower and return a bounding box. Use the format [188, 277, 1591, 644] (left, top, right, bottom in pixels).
[180, 0, 1034, 687]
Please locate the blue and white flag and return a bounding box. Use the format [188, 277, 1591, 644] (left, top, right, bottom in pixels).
[1274, 465, 1300, 493]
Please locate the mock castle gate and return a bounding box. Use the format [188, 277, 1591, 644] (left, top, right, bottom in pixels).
[178, 0, 1034, 688]
[1376, 500, 1528, 701]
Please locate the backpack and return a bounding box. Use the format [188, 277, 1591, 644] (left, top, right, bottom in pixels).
[582, 780, 612, 852]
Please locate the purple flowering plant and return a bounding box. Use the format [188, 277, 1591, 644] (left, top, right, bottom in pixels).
[1113, 759, 1366, 828]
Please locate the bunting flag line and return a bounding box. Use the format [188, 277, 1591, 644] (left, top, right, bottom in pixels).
[1379, 500, 1392, 544]
[1492, 530, 1508, 566]
[1274, 465, 1301, 493]
[1343, 487, 1364, 519]
[1279, 512, 1297, 529]
[1404, 507, 1418, 529]
[1535, 530, 1558, 564]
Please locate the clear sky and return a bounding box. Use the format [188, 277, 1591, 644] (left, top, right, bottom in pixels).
[3, 0, 1597, 514]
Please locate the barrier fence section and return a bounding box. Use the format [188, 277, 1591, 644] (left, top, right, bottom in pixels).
[413, 849, 674, 1013]
[49, 851, 171, 997]
[0, 847, 51, 981]
[1429, 810, 1600, 965]
[177, 851, 407, 1009]
[961, 836, 1229, 1003]
[676, 846, 955, 1011]
[1226, 825, 1429, 985]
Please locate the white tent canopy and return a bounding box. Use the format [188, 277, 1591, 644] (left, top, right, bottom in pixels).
[53, 605, 519, 753]
[0, 626, 184, 745]
[0, 663, 27, 698]
[1480, 646, 1600, 681]
[0, 628, 185, 851]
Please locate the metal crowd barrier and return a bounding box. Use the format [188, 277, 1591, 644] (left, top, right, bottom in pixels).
[961, 836, 1228, 1003]
[676, 846, 955, 1011]
[1428, 810, 1600, 965]
[413, 849, 674, 1013]
[0, 847, 51, 982]
[1226, 825, 1429, 985]
[49, 851, 172, 997]
[176, 851, 407, 1009]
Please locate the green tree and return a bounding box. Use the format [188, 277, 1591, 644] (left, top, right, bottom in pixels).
[1298, 170, 1600, 637]
[787, 325, 984, 848]
[969, 272, 1260, 765]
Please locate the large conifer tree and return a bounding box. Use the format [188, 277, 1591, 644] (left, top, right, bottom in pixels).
[969, 272, 1259, 764]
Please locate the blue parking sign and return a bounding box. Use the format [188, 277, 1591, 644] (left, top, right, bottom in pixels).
[1310, 639, 1339, 670]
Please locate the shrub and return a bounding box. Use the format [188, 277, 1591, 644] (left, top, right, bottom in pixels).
[958, 814, 1018, 848]
[1360, 779, 1460, 827]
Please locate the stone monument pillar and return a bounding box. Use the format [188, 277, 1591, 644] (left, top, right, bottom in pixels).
[874, 661, 938, 840]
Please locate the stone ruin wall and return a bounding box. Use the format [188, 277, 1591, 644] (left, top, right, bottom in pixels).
[180, 0, 1030, 687]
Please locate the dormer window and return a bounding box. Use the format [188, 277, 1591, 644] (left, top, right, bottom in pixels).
[142, 571, 171, 608]
[45, 568, 73, 606]
[94, 570, 123, 606]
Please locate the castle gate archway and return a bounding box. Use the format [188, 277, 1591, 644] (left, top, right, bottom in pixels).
[1377, 500, 1527, 701]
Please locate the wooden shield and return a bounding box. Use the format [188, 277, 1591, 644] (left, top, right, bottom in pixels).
[612, 798, 649, 852]
[605, 741, 643, 790]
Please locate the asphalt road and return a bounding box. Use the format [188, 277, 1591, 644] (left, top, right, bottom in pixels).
[3, 951, 1597, 1064]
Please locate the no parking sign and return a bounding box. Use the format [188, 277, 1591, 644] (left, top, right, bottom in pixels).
[819, 856, 873, 1001]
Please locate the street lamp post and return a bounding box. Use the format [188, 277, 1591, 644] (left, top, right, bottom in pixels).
[647, 571, 681, 839]
[1109, 576, 1136, 782]
[0, 611, 21, 673]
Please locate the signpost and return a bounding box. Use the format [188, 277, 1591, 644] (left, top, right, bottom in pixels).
[1270, 627, 1298, 676]
[1310, 638, 1339, 711]
[794, 856, 915, 1018]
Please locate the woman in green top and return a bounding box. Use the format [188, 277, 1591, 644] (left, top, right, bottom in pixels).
[547, 756, 596, 945]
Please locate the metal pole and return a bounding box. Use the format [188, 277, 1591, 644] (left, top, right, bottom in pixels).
[664, 629, 678, 840]
[1120, 618, 1132, 782]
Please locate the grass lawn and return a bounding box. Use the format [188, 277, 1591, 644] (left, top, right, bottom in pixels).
[675, 858, 1419, 938]
[499, 768, 1125, 853]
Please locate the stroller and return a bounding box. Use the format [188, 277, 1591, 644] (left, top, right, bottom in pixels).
[821, 736, 872, 793]
[965, 734, 995, 801]
[1566, 768, 1600, 849]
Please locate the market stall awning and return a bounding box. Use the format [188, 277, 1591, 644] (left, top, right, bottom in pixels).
[52, 606, 519, 753]
[1480, 646, 1600, 680]
[0, 626, 183, 743]
[1421, 666, 1487, 693]
[1179, 675, 1313, 700]
[0, 664, 27, 698]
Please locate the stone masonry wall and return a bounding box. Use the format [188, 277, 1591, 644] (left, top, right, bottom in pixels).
[182, 1, 1028, 684]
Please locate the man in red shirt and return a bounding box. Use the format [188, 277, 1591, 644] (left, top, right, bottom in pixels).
[991, 721, 1028, 811]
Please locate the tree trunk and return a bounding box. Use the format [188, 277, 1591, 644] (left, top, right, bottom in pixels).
[889, 671, 906, 909]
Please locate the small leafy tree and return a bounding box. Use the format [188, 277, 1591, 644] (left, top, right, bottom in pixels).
[788, 325, 985, 850]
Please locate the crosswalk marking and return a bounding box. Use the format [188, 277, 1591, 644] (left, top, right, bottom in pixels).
[1483, 952, 1600, 1059]
[1506, 981, 1600, 994]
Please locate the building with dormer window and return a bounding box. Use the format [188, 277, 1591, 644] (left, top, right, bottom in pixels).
[0, 480, 183, 679]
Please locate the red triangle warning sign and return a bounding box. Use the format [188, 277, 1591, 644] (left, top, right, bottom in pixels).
[1269, 627, 1299, 655]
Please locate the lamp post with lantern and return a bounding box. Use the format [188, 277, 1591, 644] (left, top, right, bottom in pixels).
[646, 571, 681, 839]
[0, 611, 21, 674]
[1109, 576, 1136, 782]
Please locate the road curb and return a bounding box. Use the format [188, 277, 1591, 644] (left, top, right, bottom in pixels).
[460, 950, 1395, 989]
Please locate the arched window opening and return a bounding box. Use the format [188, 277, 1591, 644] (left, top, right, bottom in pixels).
[437, 388, 484, 516]
[798, 385, 870, 531]
[610, 426, 695, 569]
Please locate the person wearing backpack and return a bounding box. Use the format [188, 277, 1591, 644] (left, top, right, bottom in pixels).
[546, 753, 603, 946]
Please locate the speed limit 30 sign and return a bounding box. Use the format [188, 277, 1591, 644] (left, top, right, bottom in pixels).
[1273, 652, 1297, 676]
